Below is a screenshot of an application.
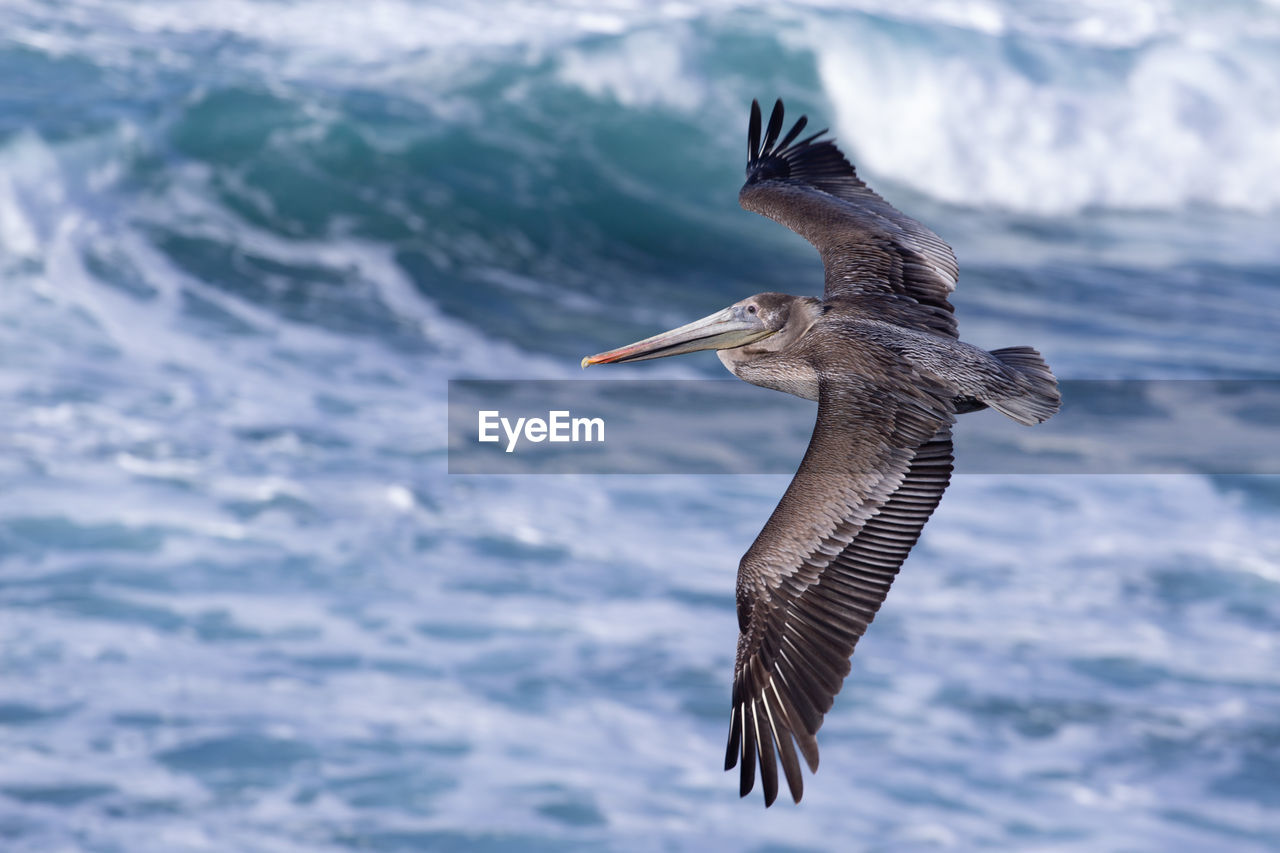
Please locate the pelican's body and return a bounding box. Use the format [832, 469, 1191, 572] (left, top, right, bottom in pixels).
[582, 100, 1059, 806]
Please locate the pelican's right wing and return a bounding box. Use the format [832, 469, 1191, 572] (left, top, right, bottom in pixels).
[739, 99, 959, 338]
[725, 375, 955, 806]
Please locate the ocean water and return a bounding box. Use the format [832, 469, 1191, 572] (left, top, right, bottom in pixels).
[2, 1, 1279, 850]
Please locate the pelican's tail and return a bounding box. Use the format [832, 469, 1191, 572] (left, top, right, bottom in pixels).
[986, 346, 1061, 425]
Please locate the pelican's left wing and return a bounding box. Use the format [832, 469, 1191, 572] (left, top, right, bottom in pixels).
[739, 99, 959, 338]
[725, 376, 954, 805]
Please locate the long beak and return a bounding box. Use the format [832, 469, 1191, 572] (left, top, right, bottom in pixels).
[581, 307, 772, 368]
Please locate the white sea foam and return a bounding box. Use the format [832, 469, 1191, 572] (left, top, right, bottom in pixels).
[558, 26, 708, 111]
[0, 132, 62, 262]
[810, 9, 1280, 213]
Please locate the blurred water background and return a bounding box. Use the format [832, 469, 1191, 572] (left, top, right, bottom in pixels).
[1, 1, 1279, 850]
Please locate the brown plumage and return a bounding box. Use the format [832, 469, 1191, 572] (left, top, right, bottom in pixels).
[582, 99, 1060, 806]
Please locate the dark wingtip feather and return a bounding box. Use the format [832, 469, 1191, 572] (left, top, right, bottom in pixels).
[796, 731, 820, 774]
[797, 128, 829, 148]
[771, 711, 805, 804]
[775, 114, 808, 153]
[754, 704, 779, 807]
[724, 704, 741, 771]
[739, 710, 757, 798]
[748, 100, 762, 159]
[764, 99, 785, 153]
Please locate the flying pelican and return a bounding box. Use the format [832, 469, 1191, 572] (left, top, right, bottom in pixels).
[581, 100, 1060, 806]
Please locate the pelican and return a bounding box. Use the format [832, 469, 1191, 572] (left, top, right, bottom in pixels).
[581, 100, 1060, 806]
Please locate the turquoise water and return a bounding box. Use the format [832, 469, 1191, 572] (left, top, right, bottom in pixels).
[2, 1, 1279, 850]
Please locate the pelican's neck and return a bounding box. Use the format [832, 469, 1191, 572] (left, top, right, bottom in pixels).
[716, 297, 822, 400]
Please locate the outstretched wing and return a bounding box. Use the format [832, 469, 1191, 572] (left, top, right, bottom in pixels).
[725, 375, 955, 805]
[740, 99, 959, 338]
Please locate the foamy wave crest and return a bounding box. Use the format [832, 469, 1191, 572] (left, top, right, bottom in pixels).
[558, 26, 708, 111]
[810, 11, 1280, 214]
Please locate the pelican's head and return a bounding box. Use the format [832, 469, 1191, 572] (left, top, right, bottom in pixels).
[581, 293, 815, 368]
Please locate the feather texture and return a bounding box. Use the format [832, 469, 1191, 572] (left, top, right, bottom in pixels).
[741, 99, 960, 338]
[724, 352, 956, 804]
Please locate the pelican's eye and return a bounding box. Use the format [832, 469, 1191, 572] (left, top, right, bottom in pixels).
[746, 305, 758, 315]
